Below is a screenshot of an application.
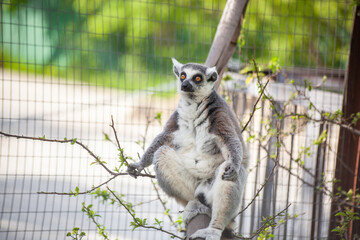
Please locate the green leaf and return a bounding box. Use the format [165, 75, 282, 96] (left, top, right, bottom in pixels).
[268, 56, 280, 72]
[154, 218, 162, 225]
[322, 75, 327, 83]
[74, 186, 80, 196]
[313, 130, 327, 145]
[130, 221, 140, 231]
[223, 75, 233, 81]
[240, 66, 250, 74]
[155, 112, 162, 125]
[335, 212, 347, 217]
[346, 189, 353, 200]
[309, 102, 313, 110]
[103, 133, 110, 141]
[245, 76, 253, 85]
[247, 135, 255, 142]
[304, 79, 312, 91]
[331, 227, 342, 233]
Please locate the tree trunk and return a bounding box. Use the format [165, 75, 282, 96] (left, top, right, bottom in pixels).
[205, 0, 249, 89]
[329, 5, 360, 240]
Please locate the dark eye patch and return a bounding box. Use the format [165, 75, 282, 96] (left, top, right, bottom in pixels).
[180, 72, 186, 81]
[193, 74, 203, 83]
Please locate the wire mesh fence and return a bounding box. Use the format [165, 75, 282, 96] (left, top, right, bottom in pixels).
[0, 0, 356, 239]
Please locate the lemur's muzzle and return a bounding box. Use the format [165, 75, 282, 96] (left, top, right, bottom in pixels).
[181, 81, 194, 92]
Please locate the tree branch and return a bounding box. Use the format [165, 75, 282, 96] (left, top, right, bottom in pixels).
[0, 131, 155, 179]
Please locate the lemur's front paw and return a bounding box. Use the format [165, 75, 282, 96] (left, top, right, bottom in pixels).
[127, 162, 144, 179]
[189, 227, 222, 240]
[221, 163, 238, 181]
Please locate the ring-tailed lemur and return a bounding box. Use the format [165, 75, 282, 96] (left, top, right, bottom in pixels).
[127, 58, 249, 240]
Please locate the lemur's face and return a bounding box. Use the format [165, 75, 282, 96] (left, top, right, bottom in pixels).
[172, 58, 218, 98]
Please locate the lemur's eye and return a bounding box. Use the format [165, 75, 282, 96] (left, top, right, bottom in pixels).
[180, 73, 186, 80]
[195, 76, 202, 82]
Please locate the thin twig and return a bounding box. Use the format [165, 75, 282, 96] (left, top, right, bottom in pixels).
[133, 198, 160, 207]
[257, 143, 316, 188]
[139, 114, 179, 227]
[283, 113, 360, 137]
[151, 178, 177, 225]
[110, 115, 129, 166]
[236, 204, 292, 239]
[0, 131, 114, 174]
[278, 138, 316, 178]
[82, 204, 109, 239]
[38, 175, 118, 195]
[252, 59, 283, 117]
[106, 186, 184, 240]
[0, 131, 155, 179]
[242, 78, 270, 133]
[238, 160, 277, 216]
[143, 168, 177, 226]
[275, 68, 360, 137]
[238, 67, 281, 216]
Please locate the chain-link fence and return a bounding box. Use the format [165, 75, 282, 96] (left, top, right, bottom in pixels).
[0, 0, 356, 239]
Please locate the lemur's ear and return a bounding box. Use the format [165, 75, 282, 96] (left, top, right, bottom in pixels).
[206, 66, 218, 82]
[172, 58, 183, 77]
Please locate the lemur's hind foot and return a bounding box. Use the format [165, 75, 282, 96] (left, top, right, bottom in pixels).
[189, 227, 222, 240]
[183, 200, 211, 225]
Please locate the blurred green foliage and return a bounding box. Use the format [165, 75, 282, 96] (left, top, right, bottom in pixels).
[0, 0, 354, 90]
[1, 0, 224, 91]
[241, 0, 354, 69]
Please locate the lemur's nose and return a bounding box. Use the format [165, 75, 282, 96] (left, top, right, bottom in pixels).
[181, 81, 194, 92]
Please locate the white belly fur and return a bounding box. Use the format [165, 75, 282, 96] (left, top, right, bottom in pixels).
[172, 118, 224, 179]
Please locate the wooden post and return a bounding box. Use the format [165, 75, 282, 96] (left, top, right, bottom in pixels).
[329, 5, 360, 239]
[185, 214, 233, 240]
[186, 0, 249, 238]
[205, 0, 250, 89]
[185, 215, 210, 240]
